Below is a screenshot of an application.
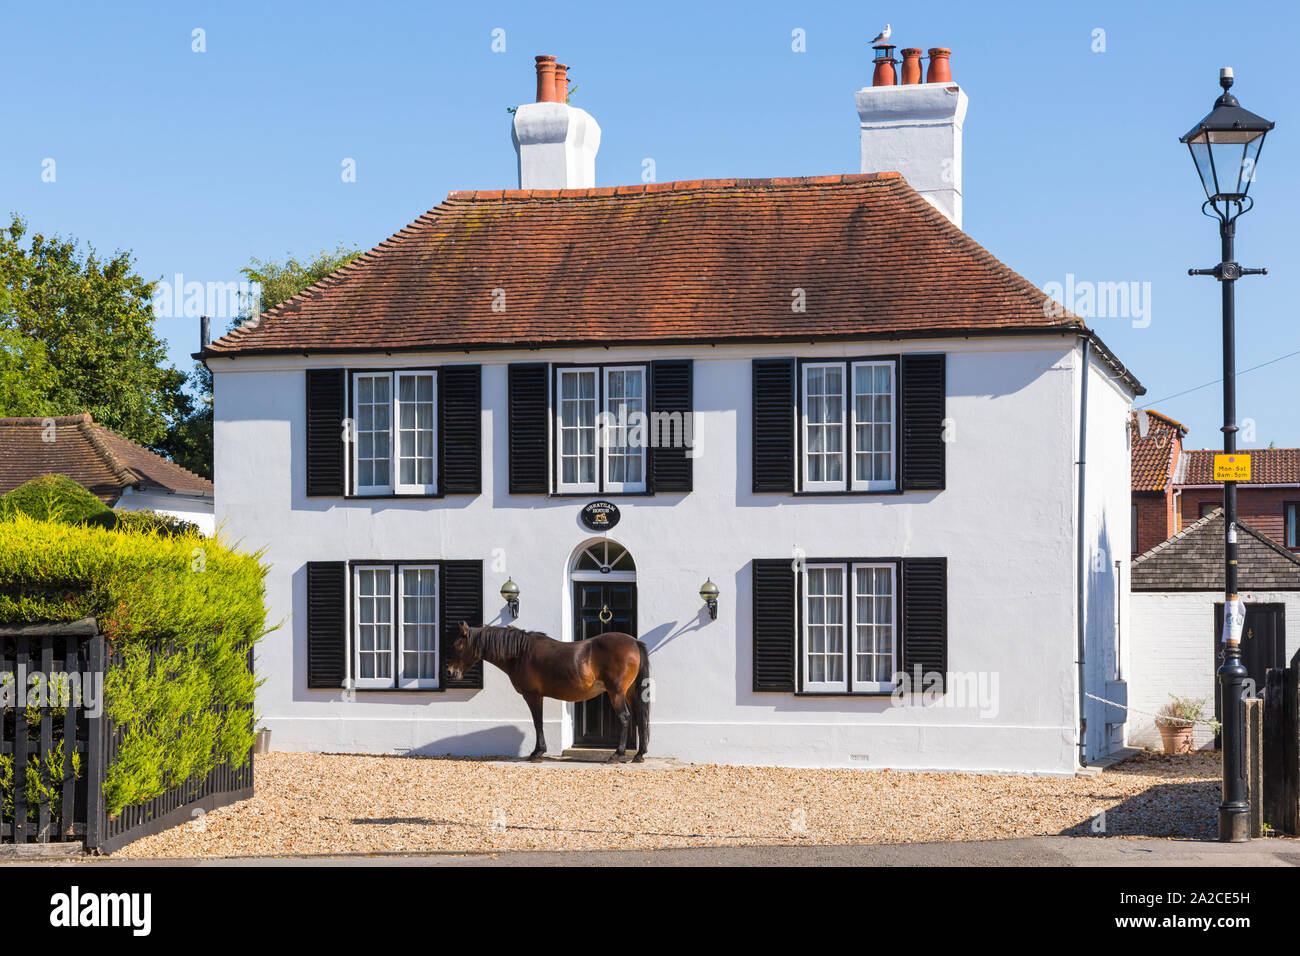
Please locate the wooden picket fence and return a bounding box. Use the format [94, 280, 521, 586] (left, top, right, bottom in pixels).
[1, 620, 253, 854]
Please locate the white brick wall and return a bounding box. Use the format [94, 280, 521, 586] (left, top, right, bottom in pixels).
[1128, 590, 1300, 748]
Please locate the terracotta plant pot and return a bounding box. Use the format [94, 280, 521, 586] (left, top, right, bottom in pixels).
[1158, 724, 1194, 754]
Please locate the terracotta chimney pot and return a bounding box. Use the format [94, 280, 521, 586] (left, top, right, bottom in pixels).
[926, 47, 952, 83]
[871, 46, 897, 86]
[900, 49, 923, 85]
[535, 55, 558, 102]
[553, 62, 569, 102]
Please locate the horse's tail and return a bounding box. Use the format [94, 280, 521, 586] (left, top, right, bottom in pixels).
[635, 640, 650, 701]
[633, 640, 651, 748]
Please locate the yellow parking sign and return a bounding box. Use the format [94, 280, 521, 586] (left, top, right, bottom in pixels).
[1213, 454, 1252, 482]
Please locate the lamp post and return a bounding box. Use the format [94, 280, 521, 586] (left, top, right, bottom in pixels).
[1180, 66, 1273, 843]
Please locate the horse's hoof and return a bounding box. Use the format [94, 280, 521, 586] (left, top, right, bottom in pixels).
[607, 753, 624, 763]
[631, 754, 645, 763]
[528, 752, 545, 762]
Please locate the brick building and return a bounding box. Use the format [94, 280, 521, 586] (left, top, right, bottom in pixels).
[1174, 448, 1300, 547]
[1130, 409, 1300, 554]
[1130, 410, 1186, 555]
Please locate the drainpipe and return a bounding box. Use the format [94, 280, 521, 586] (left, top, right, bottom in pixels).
[1075, 336, 1090, 767]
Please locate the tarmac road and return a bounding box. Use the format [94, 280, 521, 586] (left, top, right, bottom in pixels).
[7, 835, 1300, 866]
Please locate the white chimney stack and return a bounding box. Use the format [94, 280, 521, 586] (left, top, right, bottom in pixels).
[512, 55, 601, 189]
[855, 44, 968, 228]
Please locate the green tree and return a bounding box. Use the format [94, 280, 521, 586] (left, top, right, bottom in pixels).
[156, 245, 361, 478]
[0, 321, 57, 418]
[0, 216, 190, 444]
[241, 245, 361, 315]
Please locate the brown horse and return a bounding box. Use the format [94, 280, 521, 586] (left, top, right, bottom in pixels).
[446, 622, 651, 762]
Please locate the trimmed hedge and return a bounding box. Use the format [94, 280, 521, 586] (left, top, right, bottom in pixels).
[0, 475, 202, 537]
[0, 513, 268, 814]
[0, 474, 115, 528]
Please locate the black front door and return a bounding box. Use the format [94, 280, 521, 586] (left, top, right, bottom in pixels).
[1213, 603, 1286, 744]
[572, 580, 637, 748]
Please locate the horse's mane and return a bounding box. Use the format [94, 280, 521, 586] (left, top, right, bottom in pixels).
[469, 625, 545, 661]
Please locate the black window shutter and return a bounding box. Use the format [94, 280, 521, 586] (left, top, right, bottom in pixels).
[901, 558, 947, 693]
[900, 354, 946, 491]
[441, 560, 484, 689]
[306, 369, 346, 496]
[508, 363, 549, 495]
[438, 365, 481, 495]
[306, 561, 347, 689]
[752, 359, 795, 493]
[650, 359, 693, 493]
[752, 558, 796, 692]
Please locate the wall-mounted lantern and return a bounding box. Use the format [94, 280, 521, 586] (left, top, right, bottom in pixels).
[500, 579, 520, 619]
[699, 578, 719, 621]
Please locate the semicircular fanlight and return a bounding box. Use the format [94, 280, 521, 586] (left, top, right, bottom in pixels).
[574, 540, 635, 573]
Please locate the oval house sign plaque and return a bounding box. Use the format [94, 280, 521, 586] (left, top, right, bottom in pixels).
[580, 500, 621, 532]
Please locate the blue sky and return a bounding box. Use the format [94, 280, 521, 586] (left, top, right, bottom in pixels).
[2, 0, 1297, 448]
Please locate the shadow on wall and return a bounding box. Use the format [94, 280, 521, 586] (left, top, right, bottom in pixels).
[640, 608, 709, 656]
[1085, 510, 1120, 760]
[408, 725, 528, 757]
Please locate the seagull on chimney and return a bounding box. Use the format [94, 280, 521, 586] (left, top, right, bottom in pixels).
[871, 24, 891, 44]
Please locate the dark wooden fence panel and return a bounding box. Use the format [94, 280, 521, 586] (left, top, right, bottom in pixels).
[87, 644, 255, 855]
[1262, 655, 1300, 835]
[1, 622, 98, 844]
[3, 622, 255, 852]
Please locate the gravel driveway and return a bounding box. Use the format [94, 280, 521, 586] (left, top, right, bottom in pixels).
[116, 750, 1221, 858]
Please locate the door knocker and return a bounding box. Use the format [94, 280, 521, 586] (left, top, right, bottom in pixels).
[599, 604, 613, 624]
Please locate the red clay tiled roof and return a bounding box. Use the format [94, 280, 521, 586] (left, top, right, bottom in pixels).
[1130, 409, 1186, 493]
[206, 173, 1114, 363]
[1181, 448, 1300, 486]
[0, 414, 213, 504]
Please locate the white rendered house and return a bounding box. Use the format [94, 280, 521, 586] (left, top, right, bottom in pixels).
[203, 50, 1139, 774]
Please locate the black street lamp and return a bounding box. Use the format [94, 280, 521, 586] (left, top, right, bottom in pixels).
[1181, 66, 1273, 844]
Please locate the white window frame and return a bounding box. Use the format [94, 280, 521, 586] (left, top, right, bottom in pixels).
[554, 364, 650, 495]
[394, 372, 438, 496]
[396, 564, 440, 689]
[801, 363, 847, 493]
[800, 560, 898, 694]
[350, 370, 438, 496]
[849, 360, 896, 492]
[555, 367, 601, 495]
[352, 564, 395, 690]
[602, 365, 647, 494]
[850, 563, 896, 693]
[351, 563, 441, 691]
[352, 372, 395, 496]
[801, 563, 848, 693]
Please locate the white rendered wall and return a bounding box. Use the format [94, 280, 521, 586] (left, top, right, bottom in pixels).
[1129, 590, 1300, 749]
[1077, 348, 1134, 763]
[212, 333, 1129, 775]
[114, 487, 215, 535]
[512, 102, 601, 189]
[856, 83, 967, 227]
